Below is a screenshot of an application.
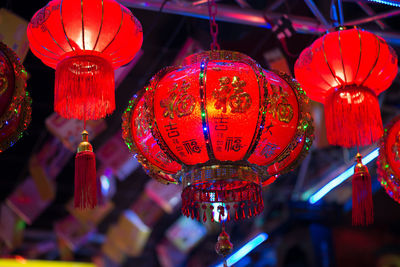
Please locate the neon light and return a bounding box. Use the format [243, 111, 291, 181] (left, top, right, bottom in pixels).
[367, 0, 400, 7]
[215, 233, 268, 267]
[308, 148, 379, 204]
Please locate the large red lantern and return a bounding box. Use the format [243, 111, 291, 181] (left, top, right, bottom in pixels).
[377, 116, 400, 204]
[123, 51, 313, 223]
[295, 26, 398, 148]
[27, 0, 143, 209]
[0, 41, 31, 153]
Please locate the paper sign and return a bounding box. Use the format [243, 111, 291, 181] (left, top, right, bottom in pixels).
[0, 9, 29, 60]
[6, 177, 51, 225]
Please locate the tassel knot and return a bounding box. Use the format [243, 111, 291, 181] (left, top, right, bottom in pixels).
[352, 153, 374, 226]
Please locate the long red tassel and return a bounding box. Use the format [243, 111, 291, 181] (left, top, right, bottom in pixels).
[74, 130, 97, 209]
[325, 86, 383, 148]
[352, 153, 373, 226]
[55, 53, 115, 120]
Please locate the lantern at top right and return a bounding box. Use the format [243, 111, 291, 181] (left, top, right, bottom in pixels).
[295, 27, 398, 148]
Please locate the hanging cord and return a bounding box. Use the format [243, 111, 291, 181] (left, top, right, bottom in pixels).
[208, 0, 220, 51]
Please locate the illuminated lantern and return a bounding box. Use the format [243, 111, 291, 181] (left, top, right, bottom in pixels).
[0, 41, 31, 153]
[27, 0, 143, 209]
[27, 0, 143, 120]
[377, 116, 400, 204]
[295, 27, 398, 226]
[295, 26, 398, 148]
[123, 51, 313, 223]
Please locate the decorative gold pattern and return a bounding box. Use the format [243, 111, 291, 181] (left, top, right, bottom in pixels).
[213, 76, 251, 113]
[160, 81, 195, 119]
[0, 42, 29, 129]
[392, 133, 400, 162]
[266, 83, 294, 123]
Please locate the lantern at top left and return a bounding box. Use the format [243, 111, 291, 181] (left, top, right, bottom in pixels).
[27, 0, 143, 120]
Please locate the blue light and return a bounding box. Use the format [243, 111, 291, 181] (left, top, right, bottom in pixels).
[204, 127, 207, 131]
[100, 175, 111, 195]
[367, 0, 400, 7]
[214, 233, 268, 267]
[308, 148, 379, 204]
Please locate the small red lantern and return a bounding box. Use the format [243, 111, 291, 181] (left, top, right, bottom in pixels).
[295, 27, 398, 148]
[377, 116, 400, 204]
[0, 41, 31, 153]
[295, 27, 398, 226]
[27, 0, 143, 209]
[123, 50, 313, 222]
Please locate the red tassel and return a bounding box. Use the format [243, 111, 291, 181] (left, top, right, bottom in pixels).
[74, 130, 97, 209]
[352, 153, 373, 226]
[325, 86, 383, 148]
[55, 52, 115, 120]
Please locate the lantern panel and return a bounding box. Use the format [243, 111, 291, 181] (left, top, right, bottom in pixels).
[122, 89, 181, 184]
[205, 60, 261, 162]
[153, 66, 209, 165]
[248, 71, 300, 166]
[267, 135, 305, 176]
[132, 96, 181, 174]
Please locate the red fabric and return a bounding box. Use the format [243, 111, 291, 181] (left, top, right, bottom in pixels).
[295, 28, 398, 103]
[74, 150, 97, 209]
[325, 86, 382, 148]
[54, 52, 115, 120]
[295, 28, 397, 147]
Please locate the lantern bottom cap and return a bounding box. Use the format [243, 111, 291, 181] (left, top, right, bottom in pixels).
[181, 165, 264, 222]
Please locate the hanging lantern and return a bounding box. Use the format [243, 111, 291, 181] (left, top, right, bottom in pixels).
[27, 0, 143, 120]
[27, 0, 143, 209]
[295, 27, 398, 226]
[122, 51, 313, 223]
[0, 41, 31, 153]
[377, 116, 400, 204]
[295, 26, 398, 148]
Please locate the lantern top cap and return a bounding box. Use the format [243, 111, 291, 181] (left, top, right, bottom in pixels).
[182, 50, 256, 66]
[327, 25, 359, 33]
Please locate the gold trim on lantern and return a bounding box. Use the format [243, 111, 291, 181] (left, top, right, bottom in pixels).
[378, 116, 400, 190]
[121, 86, 180, 184]
[181, 165, 261, 187]
[263, 71, 314, 177]
[0, 93, 32, 152]
[0, 41, 28, 128]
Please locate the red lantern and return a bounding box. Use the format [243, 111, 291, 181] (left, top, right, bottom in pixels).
[28, 0, 143, 209]
[377, 116, 400, 204]
[27, 0, 143, 120]
[0, 41, 31, 153]
[295, 27, 398, 148]
[122, 51, 313, 222]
